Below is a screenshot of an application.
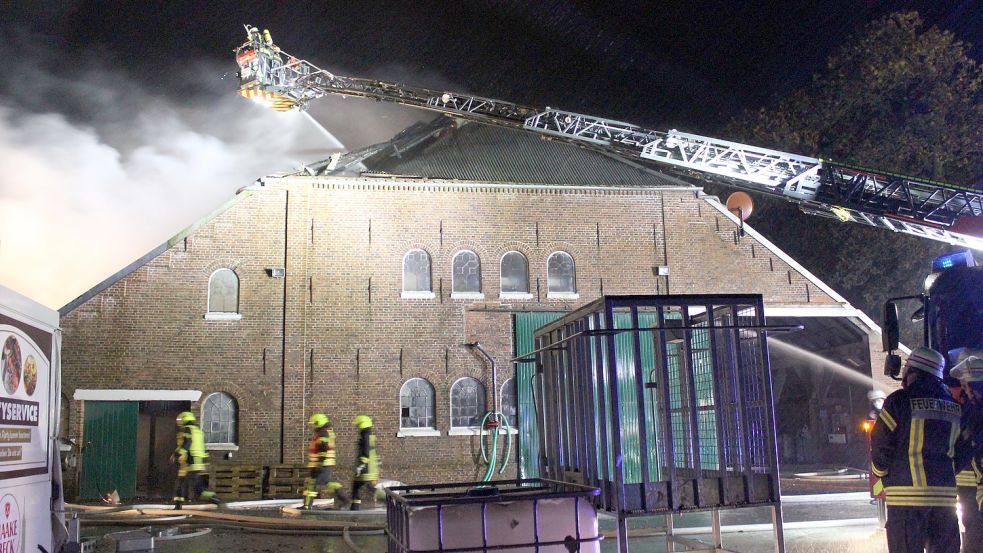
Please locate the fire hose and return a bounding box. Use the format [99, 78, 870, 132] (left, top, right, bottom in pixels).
[68, 503, 385, 535]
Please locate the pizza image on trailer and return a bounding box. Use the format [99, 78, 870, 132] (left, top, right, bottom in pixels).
[1, 336, 20, 395]
[23, 355, 37, 396]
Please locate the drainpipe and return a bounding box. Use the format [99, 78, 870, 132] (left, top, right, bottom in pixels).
[279, 190, 289, 464]
[466, 342, 498, 417]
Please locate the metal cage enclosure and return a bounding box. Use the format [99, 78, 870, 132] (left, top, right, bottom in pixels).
[531, 295, 785, 552]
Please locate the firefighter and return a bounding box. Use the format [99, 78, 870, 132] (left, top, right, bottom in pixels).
[349, 415, 378, 511]
[302, 413, 343, 510]
[172, 411, 221, 509]
[949, 351, 983, 553]
[871, 347, 963, 553]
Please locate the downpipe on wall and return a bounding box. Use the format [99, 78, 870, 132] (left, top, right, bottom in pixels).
[464, 343, 513, 480]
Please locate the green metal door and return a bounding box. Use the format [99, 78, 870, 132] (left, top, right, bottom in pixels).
[514, 312, 565, 478]
[80, 401, 138, 500]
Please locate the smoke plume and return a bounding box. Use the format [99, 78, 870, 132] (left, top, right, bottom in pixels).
[0, 32, 424, 309]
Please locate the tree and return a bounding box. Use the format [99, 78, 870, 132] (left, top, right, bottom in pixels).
[719, 11, 982, 342]
[728, 11, 982, 184]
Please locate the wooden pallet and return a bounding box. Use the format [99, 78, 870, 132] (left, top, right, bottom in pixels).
[264, 484, 303, 499]
[212, 465, 263, 479]
[268, 464, 305, 479]
[266, 463, 309, 499]
[213, 475, 263, 485]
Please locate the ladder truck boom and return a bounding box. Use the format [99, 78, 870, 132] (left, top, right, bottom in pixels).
[235, 26, 983, 251]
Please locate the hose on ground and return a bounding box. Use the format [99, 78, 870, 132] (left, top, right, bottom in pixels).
[70, 506, 385, 535]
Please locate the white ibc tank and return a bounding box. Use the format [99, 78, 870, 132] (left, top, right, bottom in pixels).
[405, 496, 599, 552]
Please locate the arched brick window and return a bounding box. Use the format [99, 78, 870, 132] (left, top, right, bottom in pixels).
[547, 252, 576, 295]
[400, 378, 436, 430]
[452, 250, 482, 295]
[403, 249, 433, 296]
[208, 269, 239, 313]
[450, 377, 486, 428]
[202, 392, 237, 445]
[500, 251, 529, 294]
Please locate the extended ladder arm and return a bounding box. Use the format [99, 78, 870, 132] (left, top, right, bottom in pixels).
[235, 26, 983, 251]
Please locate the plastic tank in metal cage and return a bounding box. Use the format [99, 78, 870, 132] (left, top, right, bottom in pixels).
[385, 478, 601, 553]
[531, 295, 793, 553]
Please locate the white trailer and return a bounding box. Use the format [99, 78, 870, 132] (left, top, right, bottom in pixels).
[0, 285, 64, 553]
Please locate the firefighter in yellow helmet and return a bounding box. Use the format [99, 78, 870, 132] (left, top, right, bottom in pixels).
[171, 411, 222, 509]
[302, 413, 344, 510]
[349, 415, 378, 511]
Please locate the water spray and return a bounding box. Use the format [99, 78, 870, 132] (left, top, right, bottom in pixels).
[768, 337, 888, 394]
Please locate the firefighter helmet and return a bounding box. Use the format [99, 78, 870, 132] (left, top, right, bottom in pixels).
[176, 411, 196, 425]
[309, 413, 330, 429]
[950, 354, 983, 383]
[903, 347, 945, 380]
[353, 415, 373, 430]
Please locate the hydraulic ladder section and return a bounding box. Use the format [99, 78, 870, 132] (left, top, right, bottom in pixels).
[234, 25, 983, 251]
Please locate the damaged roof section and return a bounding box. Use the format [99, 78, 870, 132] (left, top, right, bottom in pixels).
[307, 116, 696, 188]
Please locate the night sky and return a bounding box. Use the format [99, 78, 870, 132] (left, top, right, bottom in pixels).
[7, 1, 982, 130]
[0, 1, 980, 307]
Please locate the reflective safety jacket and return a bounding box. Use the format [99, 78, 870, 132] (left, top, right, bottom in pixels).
[175, 423, 209, 473]
[870, 378, 962, 507]
[958, 468, 976, 488]
[307, 427, 337, 468]
[355, 428, 378, 482]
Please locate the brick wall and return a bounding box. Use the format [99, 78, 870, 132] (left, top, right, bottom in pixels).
[61, 177, 863, 492]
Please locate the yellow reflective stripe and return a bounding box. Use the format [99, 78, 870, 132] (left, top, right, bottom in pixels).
[885, 488, 957, 496]
[886, 498, 958, 507]
[949, 422, 960, 459]
[872, 479, 884, 496]
[871, 464, 889, 477]
[957, 469, 976, 487]
[909, 418, 927, 487]
[879, 410, 897, 431]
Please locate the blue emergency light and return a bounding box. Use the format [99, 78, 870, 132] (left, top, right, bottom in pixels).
[932, 250, 977, 273]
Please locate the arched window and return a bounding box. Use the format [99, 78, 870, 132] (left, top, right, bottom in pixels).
[452, 250, 482, 295]
[500, 251, 529, 295]
[500, 378, 517, 428]
[208, 269, 239, 313]
[450, 377, 486, 428]
[402, 249, 433, 297]
[202, 392, 238, 445]
[400, 378, 436, 429]
[547, 252, 576, 295]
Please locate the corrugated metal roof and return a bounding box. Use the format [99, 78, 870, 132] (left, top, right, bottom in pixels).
[334, 117, 692, 188]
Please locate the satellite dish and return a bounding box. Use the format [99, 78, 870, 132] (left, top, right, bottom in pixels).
[726, 192, 754, 221]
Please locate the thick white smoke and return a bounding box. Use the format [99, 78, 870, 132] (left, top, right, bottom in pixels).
[0, 15, 474, 310]
[0, 77, 347, 309]
[0, 32, 436, 310]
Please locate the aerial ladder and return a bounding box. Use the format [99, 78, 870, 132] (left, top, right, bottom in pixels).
[234, 25, 983, 252]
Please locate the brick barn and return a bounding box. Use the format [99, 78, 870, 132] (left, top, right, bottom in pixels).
[58, 117, 894, 500]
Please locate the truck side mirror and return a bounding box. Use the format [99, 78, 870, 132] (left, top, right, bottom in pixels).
[910, 306, 925, 323]
[885, 354, 903, 380]
[883, 302, 900, 352]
